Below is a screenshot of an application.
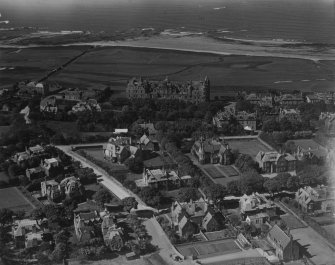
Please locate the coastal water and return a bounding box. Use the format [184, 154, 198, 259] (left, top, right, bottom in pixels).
[1, 0, 335, 44]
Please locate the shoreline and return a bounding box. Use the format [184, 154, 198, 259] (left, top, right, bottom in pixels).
[1, 35, 335, 62]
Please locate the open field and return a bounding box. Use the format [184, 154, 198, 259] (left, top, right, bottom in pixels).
[0, 187, 41, 212]
[177, 239, 241, 259]
[323, 224, 335, 234]
[280, 213, 306, 230]
[0, 46, 88, 85]
[1, 46, 335, 98]
[226, 138, 273, 158]
[290, 227, 335, 265]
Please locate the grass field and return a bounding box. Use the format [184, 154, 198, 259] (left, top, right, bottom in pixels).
[177, 239, 240, 258]
[280, 213, 306, 230]
[323, 224, 335, 235]
[0, 187, 41, 213]
[290, 227, 335, 265]
[2, 46, 334, 96]
[177, 239, 241, 259]
[226, 138, 273, 158]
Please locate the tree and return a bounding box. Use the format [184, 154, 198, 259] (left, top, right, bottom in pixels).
[121, 197, 138, 212]
[138, 187, 161, 207]
[54, 230, 70, 244]
[227, 180, 241, 195]
[30, 207, 45, 225]
[228, 214, 241, 226]
[286, 175, 299, 190]
[51, 243, 67, 262]
[263, 178, 279, 194]
[240, 171, 264, 194]
[262, 118, 280, 133]
[204, 184, 227, 203]
[176, 187, 200, 202]
[274, 173, 291, 190]
[0, 208, 13, 226]
[93, 189, 113, 208]
[14, 210, 26, 220]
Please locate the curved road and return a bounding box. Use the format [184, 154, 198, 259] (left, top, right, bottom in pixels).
[56, 145, 195, 265]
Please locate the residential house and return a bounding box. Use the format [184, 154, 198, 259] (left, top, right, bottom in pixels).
[177, 215, 196, 239]
[279, 108, 301, 123]
[240, 193, 278, 220]
[27, 145, 45, 155]
[12, 219, 45, 248]
[295, 186, 335, 214]
[213, 110, 257, 131]
[276, 94, 304, 107]
[41, 157, 60, 177]
[139, 168, 181, 189]
[246, 213, 269, 228]
[103, 136, 132, 163]
[17, 81, 48, 96]
[101, 215, 124, 251]
[41, 180, 63, 202]
[267, 225, 300, 261]
[202, 208, 224, 232]
[255, 151, 296, 174]
[235, 111, 257, 131]
[74, 211, 102, 241]
[306, 94, 322, 104]
[292, 139, 327, 161]
[26, 166, 45, 181]
[138, 134, 158, 151]
[138, 123, 158, 136]
[126, 76, 210, 104]
[171, 199, 224, 237]
[192, 138, 233, 165]
[12, 145, 45, 165]
[60, 176, 84, 199]
[246, 93, 273, 107]
[320, 112, 335, 136]
[70, 99, 101, 113]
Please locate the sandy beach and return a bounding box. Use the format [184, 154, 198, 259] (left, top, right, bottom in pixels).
[66, 35, 335, 62]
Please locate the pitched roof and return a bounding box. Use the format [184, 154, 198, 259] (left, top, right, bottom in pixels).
[268, 225, 291, 249]
[138, 123, 157, 135]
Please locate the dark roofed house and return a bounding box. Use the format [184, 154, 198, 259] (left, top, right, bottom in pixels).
[267, 225, 300, 261]
[191, 137, 233, 165]
[74, 210, 102, 241]
[101, 215, 124, 251]
[202, 208, 225, 232]
[138, 134, 158, 151]
[295, 186, 335, 214]
[256, 151, 296, 174]
[138, 123, 158, 136]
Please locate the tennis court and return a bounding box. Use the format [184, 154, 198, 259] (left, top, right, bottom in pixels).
[177, 239, 241, 259]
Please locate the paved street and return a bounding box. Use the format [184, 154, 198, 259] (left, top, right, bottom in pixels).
[56, 145, 194, 265]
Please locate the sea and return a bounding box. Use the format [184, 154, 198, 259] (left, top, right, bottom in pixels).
[0, 0, 335, 44]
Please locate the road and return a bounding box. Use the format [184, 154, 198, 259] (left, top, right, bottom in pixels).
[56, 145, 195, 265]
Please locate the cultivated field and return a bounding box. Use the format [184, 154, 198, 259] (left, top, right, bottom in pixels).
[2, 46, 334, 97]
[0, 187, 40, 212]
[226, 138, 273, 158]
[290, 227, 335, 265]
[177, 239, 241, 259]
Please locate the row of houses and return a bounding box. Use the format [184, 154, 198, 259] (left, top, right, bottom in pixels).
[170, 198, 225, 239]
